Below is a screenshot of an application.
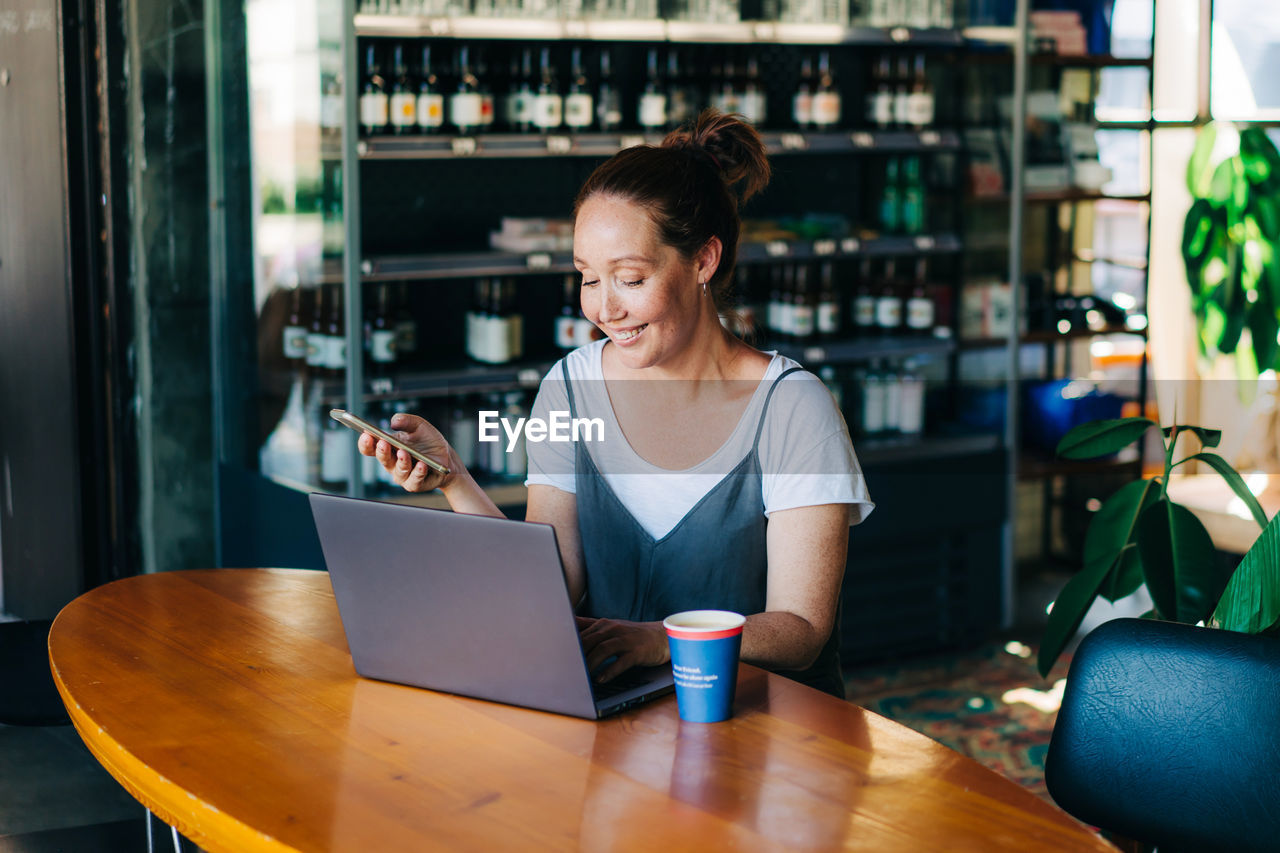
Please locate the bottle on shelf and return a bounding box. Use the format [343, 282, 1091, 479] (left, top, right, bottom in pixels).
[778, 265, 796, 340]
[321, 162, 343, 258]
[740, 55, 767, 127]
[368, 283, 397, 377]
[389, 43, 417, 134]
[555, 274, 579, 353]
[816, 262, 840, 338]
[638, 48, 668, 132]
[818, 365, 843, 411]
[416, 45, 445, 134]
[282, 287, 310, 364]
[898, 359, 926, 437]
[766, 265, 782, 340]
[904, 258, 936, 337]
[501, 279, 524, 362]
[502, 391, 529, 479]
[449, 396, 479, 476]
[900, 155, 925, 234]
[532, 47, 563, 132]
[666, 49, 695, 130]
[320, 71, 343, 137]
[859, 362, 887, 437]
[874, 259, 903, 336]
[466, 278, 493, 363]
[476, 49, 495, 131]
[320, 411, 352, 491]
[449, 45, 484, 135]
[852, 259, 877, 337]
[306, 285, 329, 379]
[596, 48, 623, 132]
[881, 156, 902, 234]
[792, 56, 813, 131]
[792, 264, 815, 341]
[881, 359, 902, 434]
[905, 53, 934, 130]
[564, 47, 594, 131]
[866, 54, 893, 130]
[711, 54, 740, 118]
[485, 390, 507, 478]
[506, 48, 535, 133]
[393, 282, 418, 362]
[892, 54, 911, 130]
[359, 44, 389, 137]
[811, 51, 841, 130]
[324, 284, 346, 377]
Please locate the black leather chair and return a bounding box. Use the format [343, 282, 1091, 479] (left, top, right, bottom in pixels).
[0, 618, 71, 726]
[1045, 618, 1280, 853]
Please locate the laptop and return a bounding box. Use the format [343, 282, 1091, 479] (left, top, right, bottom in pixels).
[308, 493, 674, 719]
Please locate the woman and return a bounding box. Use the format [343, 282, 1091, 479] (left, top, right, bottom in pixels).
[359, 110, 873, 698]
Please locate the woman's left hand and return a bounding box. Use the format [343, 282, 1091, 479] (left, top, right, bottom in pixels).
[575, 617, 669, 683]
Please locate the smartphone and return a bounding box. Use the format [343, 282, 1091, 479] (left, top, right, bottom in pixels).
[329, 409, 451, 476]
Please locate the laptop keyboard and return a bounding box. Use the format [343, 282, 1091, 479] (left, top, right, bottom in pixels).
[591, 668, 655, 700]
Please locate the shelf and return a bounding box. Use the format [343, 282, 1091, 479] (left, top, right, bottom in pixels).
[964, 51, 1152, 68]
[858, 431, 1002, 465]
[1071, 250, 1148, 271]
[971, 189, 1150, 205]
[355, 129, 963, 160]
[369, 360, 555, 399]
[1018, 450, 1141, 481]
[960, 324, 1147, 349]
[361, 233, 963, 281]
[771, 332, 954, 364]
[354, 14, 965, 45]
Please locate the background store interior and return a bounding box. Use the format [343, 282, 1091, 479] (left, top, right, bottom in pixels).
[3, 0, 1280, 847]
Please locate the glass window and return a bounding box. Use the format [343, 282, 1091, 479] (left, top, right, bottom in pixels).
[1212, 0, 1280, 119]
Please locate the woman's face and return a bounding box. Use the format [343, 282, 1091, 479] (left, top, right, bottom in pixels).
[573, 194, 715, 370]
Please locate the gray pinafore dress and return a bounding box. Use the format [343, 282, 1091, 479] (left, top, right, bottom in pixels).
[562, 361, 845, 698]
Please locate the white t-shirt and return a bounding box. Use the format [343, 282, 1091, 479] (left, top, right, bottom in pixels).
[525, 340, 874, 540]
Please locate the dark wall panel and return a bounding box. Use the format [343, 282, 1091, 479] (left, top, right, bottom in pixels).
[0, 0, 86, 616]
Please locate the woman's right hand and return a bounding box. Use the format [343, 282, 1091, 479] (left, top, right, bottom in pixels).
[357, 413, 457, 493]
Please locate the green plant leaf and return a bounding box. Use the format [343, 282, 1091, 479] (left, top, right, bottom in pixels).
[1056, 417, 1156, 460]
[1161, 425, 1223, 448]
[1100, 546, 1146, 602]
[1250, 272, 1280, 373]
[1240, 126, 1277, 185]
[1218, 246, 1246, 353]
[1187, 123, 1219, 198]
[1252, 194, 1280, 242]
[1179, 452, 1269, 529]
[1137, 499, 1226, 624]
[1184, 198, 1217, 256]
[1084, 480, 1162, 602]
[1210, 158, 1236, 206]
[1037, 553, 1118, 678]
[1211, 511, 1280, 633]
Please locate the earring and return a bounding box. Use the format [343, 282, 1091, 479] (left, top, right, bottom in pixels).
[700, 280, 708, 295]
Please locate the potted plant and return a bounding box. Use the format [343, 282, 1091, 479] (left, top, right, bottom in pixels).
[1182, 123, 1280, 380]
[1037, 416, 1278, 677]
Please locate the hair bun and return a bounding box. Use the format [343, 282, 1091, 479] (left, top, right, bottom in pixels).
[661, 109, 771, 203]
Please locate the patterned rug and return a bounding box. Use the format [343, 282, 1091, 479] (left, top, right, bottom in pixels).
[844, 637, 1073, 801]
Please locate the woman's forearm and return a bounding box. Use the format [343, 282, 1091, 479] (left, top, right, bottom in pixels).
[438, 457, 506, 518]
[740, 610, 828, 672]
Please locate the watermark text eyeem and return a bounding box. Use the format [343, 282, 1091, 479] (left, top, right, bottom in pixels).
[478, 410, 605, 452]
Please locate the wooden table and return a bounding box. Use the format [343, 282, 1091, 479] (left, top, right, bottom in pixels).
[49, 569, 1114, 852]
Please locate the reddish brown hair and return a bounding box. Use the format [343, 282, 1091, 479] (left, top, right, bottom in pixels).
[572, 109, 771, 307]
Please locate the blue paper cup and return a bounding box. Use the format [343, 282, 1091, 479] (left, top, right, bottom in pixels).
[663, 610, 746, 723]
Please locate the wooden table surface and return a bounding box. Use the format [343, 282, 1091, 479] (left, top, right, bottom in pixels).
[49, 569, 1114, 852]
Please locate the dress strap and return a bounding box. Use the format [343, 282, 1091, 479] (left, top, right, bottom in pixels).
[560, 359, 578, 420]
[752, 366, 804, 451]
